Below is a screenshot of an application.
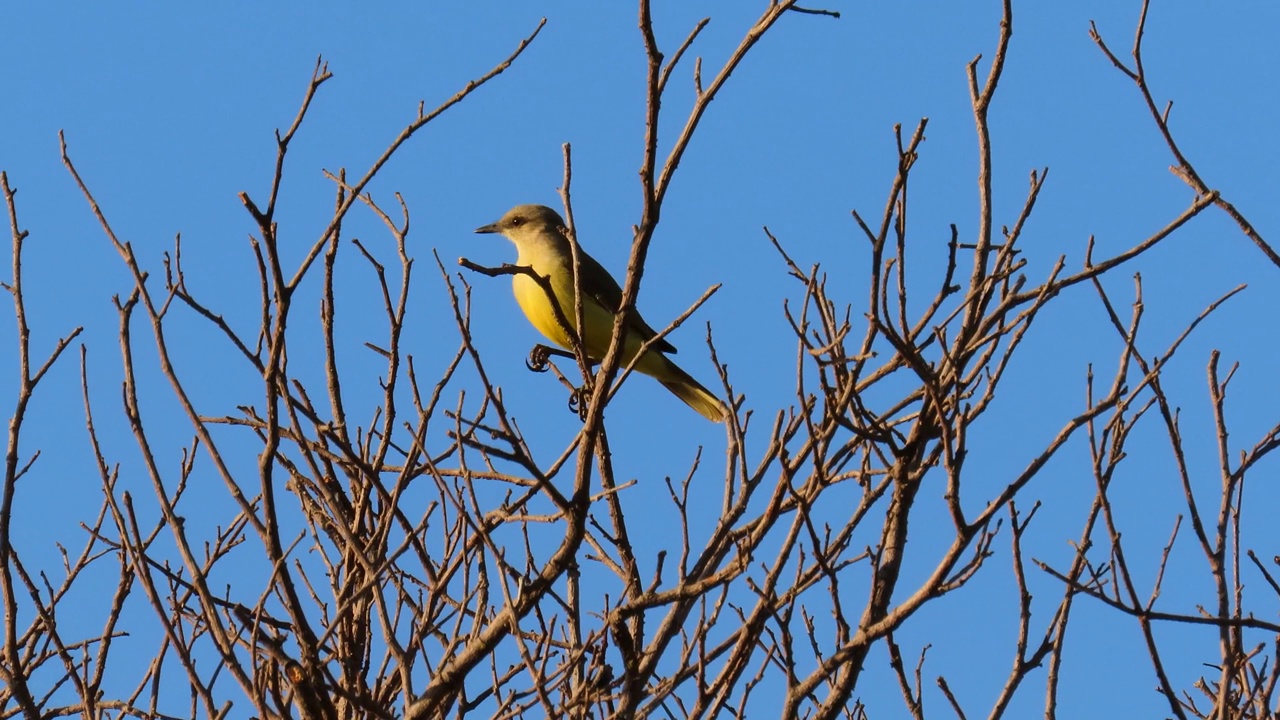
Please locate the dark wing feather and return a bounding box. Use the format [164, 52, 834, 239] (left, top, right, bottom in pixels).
[574, 247, 679, 355]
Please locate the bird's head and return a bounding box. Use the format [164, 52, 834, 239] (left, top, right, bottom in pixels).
[474, 204, 569, 251]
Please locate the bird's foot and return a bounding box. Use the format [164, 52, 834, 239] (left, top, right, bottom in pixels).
[568, 386, 590, 422]
[526, 344, 552, 373]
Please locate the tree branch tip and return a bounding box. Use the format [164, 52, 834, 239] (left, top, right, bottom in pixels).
[789, 5, 841, 19]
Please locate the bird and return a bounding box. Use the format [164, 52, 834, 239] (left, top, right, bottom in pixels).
[475, 204, 728, 422]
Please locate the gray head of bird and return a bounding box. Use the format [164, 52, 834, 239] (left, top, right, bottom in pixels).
[474, 204, 569, 252]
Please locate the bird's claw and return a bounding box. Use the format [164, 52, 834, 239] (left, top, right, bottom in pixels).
[526, 345, 551, 372]
[569, 386, 589, 422]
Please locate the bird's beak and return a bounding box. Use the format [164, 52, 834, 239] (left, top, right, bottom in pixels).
[474, 221, 501, 234]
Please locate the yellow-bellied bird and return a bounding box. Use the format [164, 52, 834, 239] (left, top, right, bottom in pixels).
[475, 204, 727, 422]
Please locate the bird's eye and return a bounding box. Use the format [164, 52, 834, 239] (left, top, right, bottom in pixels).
[509, 217, 524, 227]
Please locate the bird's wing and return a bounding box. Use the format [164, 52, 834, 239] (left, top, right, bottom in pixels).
[575, 249, 679, 355]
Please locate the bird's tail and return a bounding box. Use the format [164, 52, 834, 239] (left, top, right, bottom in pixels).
[657, 359, 729, 423]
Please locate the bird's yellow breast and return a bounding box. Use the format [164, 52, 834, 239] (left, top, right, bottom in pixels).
[510, 245, 665, 374]
[512, 271, 577, 350]
[512, 267, 652, 369]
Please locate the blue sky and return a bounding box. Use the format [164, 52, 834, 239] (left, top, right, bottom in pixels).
[2, 2, 1278, 717]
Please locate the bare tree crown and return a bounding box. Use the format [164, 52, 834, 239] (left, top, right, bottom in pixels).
[0, 2, 1277, 719]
